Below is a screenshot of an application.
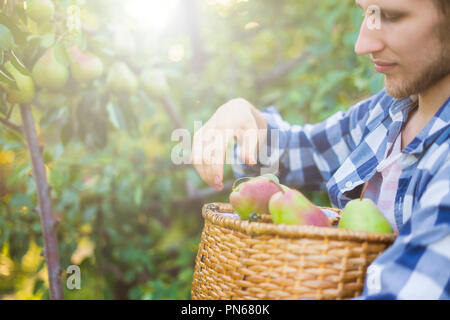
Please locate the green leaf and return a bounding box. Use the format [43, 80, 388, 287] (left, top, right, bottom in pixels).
[39, 106, 67, 128]
[106, 101, 127, 130]
[0, 25, 15, 50]
[9, 193, 33, 208]
[40, 33, 55, 49]
[134, 186, 143, 206]
[83, 206, 98, 222]
[0, 67, 17, 88]
[90, 116, 108, 149]
[8, 49, 31, 76]
[14, 3, 28, 24]
[60, 120, 73, 146]
[0, 13, 27, 46]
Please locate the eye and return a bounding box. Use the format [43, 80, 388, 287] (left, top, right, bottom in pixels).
[381, 11, 403, 22]
[382, 14, 399, 22]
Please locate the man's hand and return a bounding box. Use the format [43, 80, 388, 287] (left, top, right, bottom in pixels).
[191, 98, 268, 190]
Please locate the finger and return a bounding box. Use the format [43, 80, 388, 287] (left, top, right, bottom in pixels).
[202, 130, 227, 190]
[191, 129, 204, 167]
[204, 129, 233, 190]
[236, 120, 259, 165]
[191, 129, 211, 187]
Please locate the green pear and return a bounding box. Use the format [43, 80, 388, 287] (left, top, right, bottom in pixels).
[338, 198, 394, 233]
[269, 188, 330, 227]
[32, 48, 69, 91]
[1, 61, 35, 104]
[230, 175, 283, 220]
[27, 0, 55, 23]
[107, 62, 138, 95]
[67, 46, 104, 82]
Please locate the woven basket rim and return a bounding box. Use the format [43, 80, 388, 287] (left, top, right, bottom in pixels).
[203, 203, 397, 244]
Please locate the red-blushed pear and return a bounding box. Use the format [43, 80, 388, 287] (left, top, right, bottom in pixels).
[269, 188, 330, 227]
[260, 173, 279, 184]
[27, 0, 55, 23]
[229, 176, 284, 220]
[260, 174, 292, 192]
[1, 61, 35, 104]
[67, 46, 104, 82]
[32, 48, 69, 91]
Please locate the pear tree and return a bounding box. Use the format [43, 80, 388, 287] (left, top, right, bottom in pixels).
[0, 0, 167, 300]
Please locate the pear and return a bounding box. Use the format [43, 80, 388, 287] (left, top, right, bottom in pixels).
[1, 61, 35, 104]
[67, 46, 104, 83]
[27, 0, 55, 23]
[107, 62, 138, 95]
[229, 175, 283, 220]
[338, 198, 394, 233]
[32, 48, 69, 91]
[269, 188, 330, 227]
[261, 173, 279, 184]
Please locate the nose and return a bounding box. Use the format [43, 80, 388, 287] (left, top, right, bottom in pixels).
[354, 16, 385, 56]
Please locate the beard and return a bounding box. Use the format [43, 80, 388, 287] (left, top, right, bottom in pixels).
[385, 38, 450, 99]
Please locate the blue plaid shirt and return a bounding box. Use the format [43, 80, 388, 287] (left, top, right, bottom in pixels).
[232, 89, 450, 299]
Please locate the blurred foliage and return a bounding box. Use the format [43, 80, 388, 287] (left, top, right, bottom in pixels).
[0, 0, 382, 299]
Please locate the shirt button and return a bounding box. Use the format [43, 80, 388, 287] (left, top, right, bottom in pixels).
[345, 181, 353, 189]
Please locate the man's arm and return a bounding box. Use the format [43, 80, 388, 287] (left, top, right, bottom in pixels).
[233, 90, 390, 190]
[356, 152, 450, 299]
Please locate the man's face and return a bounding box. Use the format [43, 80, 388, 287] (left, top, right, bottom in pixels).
[354, 0, 450, 98]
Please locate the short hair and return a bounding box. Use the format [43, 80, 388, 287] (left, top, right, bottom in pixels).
[432, 0, 450, 43]
[432, 0, 450, 17]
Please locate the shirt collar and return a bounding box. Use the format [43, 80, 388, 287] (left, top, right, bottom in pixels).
[389, 96, 450, 154]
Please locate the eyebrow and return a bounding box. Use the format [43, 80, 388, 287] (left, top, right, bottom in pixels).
[355, 1, 408, 15]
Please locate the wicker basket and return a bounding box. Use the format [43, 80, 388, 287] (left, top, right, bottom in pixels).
[191, 203, 396, 300]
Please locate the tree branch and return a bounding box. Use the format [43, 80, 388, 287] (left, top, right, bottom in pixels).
[0, 116, 22, 133]
[19, 104, 63, 300]
[6, 103, 15, 119]
[185, 179, 233, 201]
[144, 179, 233, 214]
[161, 95, 185, 129]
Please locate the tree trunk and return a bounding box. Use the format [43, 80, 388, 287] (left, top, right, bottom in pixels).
[19, 104, 64, 300]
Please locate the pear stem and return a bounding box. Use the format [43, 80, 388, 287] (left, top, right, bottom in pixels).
[231, 176, 252, 191]
[268, 179, 285, 193]
[360, 180, 369, 201]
